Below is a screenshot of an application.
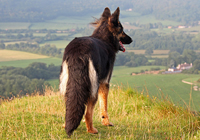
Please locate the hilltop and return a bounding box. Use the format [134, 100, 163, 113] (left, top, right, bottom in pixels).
[0, 87, 199, 139]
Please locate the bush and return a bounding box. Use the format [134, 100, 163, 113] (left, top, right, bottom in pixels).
[150, 67, 160, 71]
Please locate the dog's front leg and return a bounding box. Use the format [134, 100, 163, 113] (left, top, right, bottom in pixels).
[98, 83, 113, 126]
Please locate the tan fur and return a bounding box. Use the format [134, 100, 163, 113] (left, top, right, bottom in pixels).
[83, 83, 112, 134]
[85, 98, 98, 134]
[98, 83, 113, 126]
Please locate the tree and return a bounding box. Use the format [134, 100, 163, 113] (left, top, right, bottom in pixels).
[182, 49, 197, 63]
[168, 59, 175, 68]
[193, 60, 200, 70]
[0, 43, 5, 49]
[168, 51, 181, 67]
[145, 48, 153, 55]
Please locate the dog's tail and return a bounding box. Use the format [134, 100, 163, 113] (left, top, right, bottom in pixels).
[63, 57, 91, 136]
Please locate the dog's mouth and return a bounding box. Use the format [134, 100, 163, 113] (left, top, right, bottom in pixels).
[119, 41, 125, 52]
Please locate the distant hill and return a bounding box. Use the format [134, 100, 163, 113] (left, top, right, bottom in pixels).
[0, 0, 200, 24]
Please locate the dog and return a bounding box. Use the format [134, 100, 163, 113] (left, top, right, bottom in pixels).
[59, 7, 132, 136]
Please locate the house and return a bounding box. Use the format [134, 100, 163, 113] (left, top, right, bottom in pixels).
[168, 67, 180, 72]
[165, 62, 192, 74]
[178, 26, 186, 29]
[176, 63, 192, 70]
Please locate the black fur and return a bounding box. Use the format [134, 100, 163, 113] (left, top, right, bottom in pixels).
[60, 7, 132, 136]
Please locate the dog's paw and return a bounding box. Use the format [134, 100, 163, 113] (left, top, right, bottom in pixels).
[102, 119, 114, 126]
[87, 127, 98, 134]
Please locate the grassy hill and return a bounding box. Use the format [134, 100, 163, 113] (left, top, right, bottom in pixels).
[0, 87, 199, 139]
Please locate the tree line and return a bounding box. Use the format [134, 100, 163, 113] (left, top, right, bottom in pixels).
[168, 49, 200, 74]
[0, 32, 68, 44]
[127, 30, 200, 51]
[115, 52, 148, 67]
[0, 62, 60, 99]
[2, 28, 200, 52]
[1, 0, 200, 24]
[115, 49, 200, 73]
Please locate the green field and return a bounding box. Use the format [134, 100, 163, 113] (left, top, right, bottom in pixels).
[29, 15, 93, 30]
[47, 66, 200, 111]
[120, 11, 181, 26]
[112, 66, 200, 111]
[0, 57, 62, 68]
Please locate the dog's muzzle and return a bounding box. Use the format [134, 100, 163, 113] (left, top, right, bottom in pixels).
[119, 41, 125, 52]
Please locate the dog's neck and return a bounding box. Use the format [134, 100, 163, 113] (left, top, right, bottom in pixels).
[91, 25, 119, 52]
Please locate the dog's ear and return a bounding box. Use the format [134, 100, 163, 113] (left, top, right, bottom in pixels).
[109, 7, 120, 27]
[102, 7, 111, 19]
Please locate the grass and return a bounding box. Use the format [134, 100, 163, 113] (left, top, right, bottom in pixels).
[183, 77, 200, 86]
[0, 50, 49, 62]
[0, 57, 62, 68]
[47, 79, 60, 89]
[112, 66, 200, 111]
[112, 66, 166, 75]
[0, 87, 199, 139]
[47, 66, 200, 111]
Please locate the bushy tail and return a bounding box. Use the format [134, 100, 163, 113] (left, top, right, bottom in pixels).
[64, 58, 90, 136]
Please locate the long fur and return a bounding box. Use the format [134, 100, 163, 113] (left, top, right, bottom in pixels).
[63, 46, 91, 136]
[59, 7, 132, 136]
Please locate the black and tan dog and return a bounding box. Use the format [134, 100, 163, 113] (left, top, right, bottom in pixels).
[59, 7, 132, 136]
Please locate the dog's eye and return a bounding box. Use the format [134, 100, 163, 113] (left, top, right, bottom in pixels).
[118, 27, 123, 34]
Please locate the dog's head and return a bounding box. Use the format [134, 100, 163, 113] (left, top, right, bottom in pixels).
[92, 7, 132, 52]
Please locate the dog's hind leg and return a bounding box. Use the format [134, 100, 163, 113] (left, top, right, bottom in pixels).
[85, 97, 98, 134]
[85, 58, 98, 134]
[98, 83, 113, 126]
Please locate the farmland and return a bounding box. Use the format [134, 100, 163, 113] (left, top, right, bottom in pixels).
[0, 57, 62, 68]
[0, 10, 182, 30]
[111, 66, 200, 111]
[0, 48, 198, 111]
[46, 65, 200, 111]
[0, 50, 49, 62]
[1, 1, 200, 139]
[0, 7, 200, 112]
